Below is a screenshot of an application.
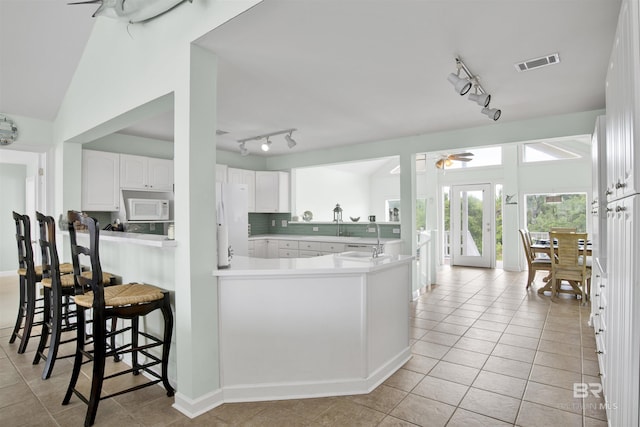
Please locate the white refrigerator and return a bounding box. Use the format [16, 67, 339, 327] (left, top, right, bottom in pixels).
[215, 183, 249, 267]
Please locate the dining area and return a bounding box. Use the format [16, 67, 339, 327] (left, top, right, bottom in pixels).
[518, 228, 592, 302]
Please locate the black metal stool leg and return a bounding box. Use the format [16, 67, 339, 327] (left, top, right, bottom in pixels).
[32, 286, 52, 366]
[85, 311, 106, 427]
[63, 308, 86, 406]
[161, 293, 175, 396]
[17, 276, 37, 354]
[9, 275, 27, 344]
[131, 317, 139, 375]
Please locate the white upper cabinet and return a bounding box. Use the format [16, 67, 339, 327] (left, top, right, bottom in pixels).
[227, 167, 256, 211]
[216, 164, 228, 183]
[82, 150, 120, 212]
[120, 154, 173, 191]
[255, 171, 290, 213]
[605, 0, 640, 201]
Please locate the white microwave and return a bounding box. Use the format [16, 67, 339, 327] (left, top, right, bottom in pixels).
[127, 198, 170, 221]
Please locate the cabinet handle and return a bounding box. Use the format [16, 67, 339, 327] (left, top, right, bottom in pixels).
[606, 207, 613, 212]
[596, 350, 604, 354]
[600, 284, 605, 288]
[605, 189, 613, 195]
[595, 294, 600, 297]
[615, 181, 626, 189]
[599, 306, 605, 310]
[615, 206, 626, 212]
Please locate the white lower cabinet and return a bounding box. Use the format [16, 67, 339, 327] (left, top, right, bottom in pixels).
[250, 238, 351, 258]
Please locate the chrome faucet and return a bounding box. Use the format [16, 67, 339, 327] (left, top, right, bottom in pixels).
[371, 222, 383, 257]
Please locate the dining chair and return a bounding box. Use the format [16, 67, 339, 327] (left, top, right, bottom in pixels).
[550, 227, 577, 233]
[519, 229, 552, 289]
[63, 211, 174, 426]
[549, 231, 591, 302]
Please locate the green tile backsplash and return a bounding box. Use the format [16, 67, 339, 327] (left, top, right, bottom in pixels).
[249, 213, 400, 239]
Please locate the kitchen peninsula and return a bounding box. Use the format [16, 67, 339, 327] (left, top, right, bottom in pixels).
[212, 253, 413, 402]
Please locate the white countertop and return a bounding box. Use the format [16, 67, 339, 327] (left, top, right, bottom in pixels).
[61, 230, 177, 248]
[213, 253, 414, 277]
[249, 234, 402, 245]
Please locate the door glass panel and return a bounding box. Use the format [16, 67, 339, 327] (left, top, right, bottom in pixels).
[456, 189, 484, 257]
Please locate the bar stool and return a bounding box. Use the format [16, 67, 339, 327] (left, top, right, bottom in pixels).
[63, 211, 174, 427]
[9, 212, 73, 354]
[32, 212, 117, 380]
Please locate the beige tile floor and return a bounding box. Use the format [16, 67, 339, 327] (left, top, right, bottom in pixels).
[0, 267, 607, 426]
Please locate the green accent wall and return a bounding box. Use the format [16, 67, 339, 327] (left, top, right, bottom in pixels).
[0, 164, 27, 271]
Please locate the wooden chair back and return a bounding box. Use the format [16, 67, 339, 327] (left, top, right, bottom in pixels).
[13, 212, 36, 279]
[518, 229, 535, 264]
[67, 211, 105, 308]
[549, 231, 590, 286]
[36, 212, 68, 292]
[550, 227, 577, 233]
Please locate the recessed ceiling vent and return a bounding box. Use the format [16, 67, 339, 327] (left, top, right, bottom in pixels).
[515, 53, 560, 72]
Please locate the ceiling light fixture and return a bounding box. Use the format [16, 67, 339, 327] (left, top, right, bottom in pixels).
[285, 132, 297, 148]
[69, 0, 193, 24]
[237, 128, 298, 156]
[447, 61, 472, 96]
[448, 57, 501, 121]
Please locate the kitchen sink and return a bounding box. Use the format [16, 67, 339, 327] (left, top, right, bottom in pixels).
[335, 251, 391, 261]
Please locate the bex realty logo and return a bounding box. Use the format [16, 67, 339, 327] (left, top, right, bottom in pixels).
[573, 382, 602, 398]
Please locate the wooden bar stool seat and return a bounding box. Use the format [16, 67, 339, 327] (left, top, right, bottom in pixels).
[63, 211, 174, 427]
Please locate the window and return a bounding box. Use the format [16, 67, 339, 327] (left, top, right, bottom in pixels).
[444, 146, 502, 169]
[525, 193, 587, 240]
[522, 135, 590, 163]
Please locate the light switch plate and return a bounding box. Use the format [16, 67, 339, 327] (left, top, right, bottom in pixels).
[368, 227, 376, 232]
[313, 226, 319, 232]
[393, 228, 400, 234]
[271, 220, 276, 226]
[281, 220, 288, 227]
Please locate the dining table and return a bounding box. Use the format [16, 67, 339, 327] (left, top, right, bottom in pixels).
[529, 239, 592, 295]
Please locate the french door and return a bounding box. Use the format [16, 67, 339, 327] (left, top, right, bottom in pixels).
[450, 183, 494, 268]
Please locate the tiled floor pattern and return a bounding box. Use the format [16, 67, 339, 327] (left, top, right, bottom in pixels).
[0, 267, 607, 426]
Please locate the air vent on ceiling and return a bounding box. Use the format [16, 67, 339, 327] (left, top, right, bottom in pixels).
[515, 53, 560, 72]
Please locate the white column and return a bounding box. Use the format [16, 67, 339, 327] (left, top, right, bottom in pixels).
[399, 152, 417, 294]
[501, 144, 521, 271]
[173, 44, 221, 412]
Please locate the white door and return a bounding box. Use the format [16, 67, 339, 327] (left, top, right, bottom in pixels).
[450, 183, 494, 268]
[25, 176, 41, 265]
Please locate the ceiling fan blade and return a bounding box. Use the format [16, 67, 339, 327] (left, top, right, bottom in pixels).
[68, 0, 103, 4]
[454, 152, 474, 157]
[455, 157, 473, 162]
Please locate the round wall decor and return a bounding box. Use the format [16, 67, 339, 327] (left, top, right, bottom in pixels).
[0, 114, 18, 146]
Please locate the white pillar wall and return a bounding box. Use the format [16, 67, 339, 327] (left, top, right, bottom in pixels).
[173, 45, 221, 408]
[399, 153, 418, 295]
[501, 145, 522, 271]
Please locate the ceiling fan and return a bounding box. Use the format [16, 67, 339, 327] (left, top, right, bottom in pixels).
[435, 152, 474, 169]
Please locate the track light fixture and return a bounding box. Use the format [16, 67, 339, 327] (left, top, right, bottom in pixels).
[447, 63, 472, 96]
[448, 57, 501, 121]
[237, 128, 298, 156]
[285, 131, 297, 148]
[481, 107, 501, 121]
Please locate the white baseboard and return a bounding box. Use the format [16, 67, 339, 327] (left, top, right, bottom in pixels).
[221, 347, 412, 404]
[173, 389, 225, 419]
[117, 346, 411, 419]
